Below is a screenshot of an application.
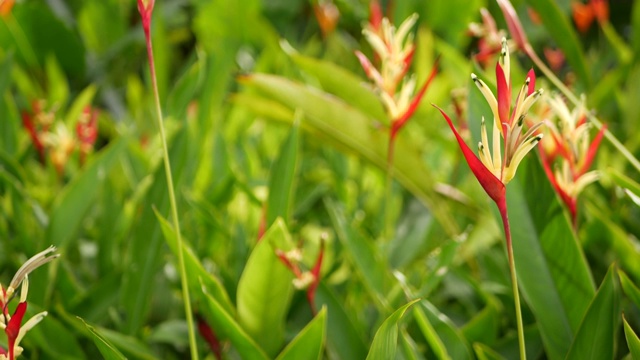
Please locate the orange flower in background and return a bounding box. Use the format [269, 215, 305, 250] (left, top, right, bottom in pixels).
[313, 0, 340, 37]
[0, 0, 14, 16]
[572, 0, 609, 33]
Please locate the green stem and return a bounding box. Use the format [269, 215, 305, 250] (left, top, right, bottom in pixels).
[497, 197, 526, 360]
[526, 46, 640, 174]
[143, 23, 199, 360]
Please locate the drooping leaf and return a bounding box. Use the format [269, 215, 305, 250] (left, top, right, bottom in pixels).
[241, 73, 460, 237]
[276, 307, 326, 360]
[366, 299, 420, 360]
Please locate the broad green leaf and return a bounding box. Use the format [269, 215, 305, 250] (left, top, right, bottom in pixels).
[79, 318, 127, 360]
[290, 53, 386, 121]
[619, 271, 640, 309]
[200, 286, 269, 360]
[500, 158, 596, 359]
[46, 138, 125, 247]
[566, 265, 620, 360]
[315, 282, 368, 360]
[525, 0, 590, 88]
[325, 198, 392, 304]
[241, 74, 460, 237]
[154, 209, 234, 315]
[415, 300, 472, 360]
[236, 218, 294, 356]
[276, 307, 327, 360]
[366, 299, 420, 360]
[267, 117, 300, 226]
[624, 316, 640, 359]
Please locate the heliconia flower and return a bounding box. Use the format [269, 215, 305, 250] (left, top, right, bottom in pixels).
[76, 106, 99, 164]
[368, 0, 383, 35]
[355, 12, 439, 143]
[436, 38, 544, 205]
[42, 123, 76, 176]
[0, 246, 58, 360]
[468, 8, 509, 65]
[313, 1, 340, 37]
[538, 95, 606, 226]
[275, 239, 325, 314]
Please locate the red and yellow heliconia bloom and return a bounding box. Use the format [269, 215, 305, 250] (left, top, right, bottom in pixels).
[538, 94, 605, 225]
[437, 38, 544, 206]
[355, 11, 438, 142]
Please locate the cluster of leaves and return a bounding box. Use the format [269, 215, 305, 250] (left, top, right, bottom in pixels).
[1, 0, 640, 359]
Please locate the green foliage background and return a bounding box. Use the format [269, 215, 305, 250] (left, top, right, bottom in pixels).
[0, 0, 640, 359]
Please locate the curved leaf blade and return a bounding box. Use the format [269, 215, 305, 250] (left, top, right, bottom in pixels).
[79, 318, 127, 360]
[366, 299, 420, 360]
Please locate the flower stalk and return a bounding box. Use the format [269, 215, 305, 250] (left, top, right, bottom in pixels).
[356, 9, 438, 240]
[137, 1, 198, 359]
[436, 39, 543, 360]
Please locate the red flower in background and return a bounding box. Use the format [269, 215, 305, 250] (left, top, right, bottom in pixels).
[276, 238, 325, 315]
[538, 95, 606, 226]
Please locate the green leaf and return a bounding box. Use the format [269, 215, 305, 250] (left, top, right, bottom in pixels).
[325, 198, 392, 303]
[502, 159, 596, 359]
[525, 0, 590, 88]
[624, 315, 640, 359]
[619, 270, 640, 309]
[566, 265, 620, 360]
[46, 138, 125, 247]
[200, 286, 269, 360]
[315, 282, 368, 360]
[236, 218, 295, 356]
[290, 53, 387, 121]
[64, 84, 97, 127]
[473, 343, 507, 360]
[276, 307, 327, 360]
[608, 168, 640, 203]
[366, 299, 420, 360]
[415, 300, 472, 360]
[241, 73, 460, 237]
[154, 209, 235, 315]
[79, 318, 127, 360]
[267, 116, 300, 226]
[45, 54, 69, 109]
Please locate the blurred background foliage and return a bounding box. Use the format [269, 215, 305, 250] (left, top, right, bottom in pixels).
[0, 0, 640, 359]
